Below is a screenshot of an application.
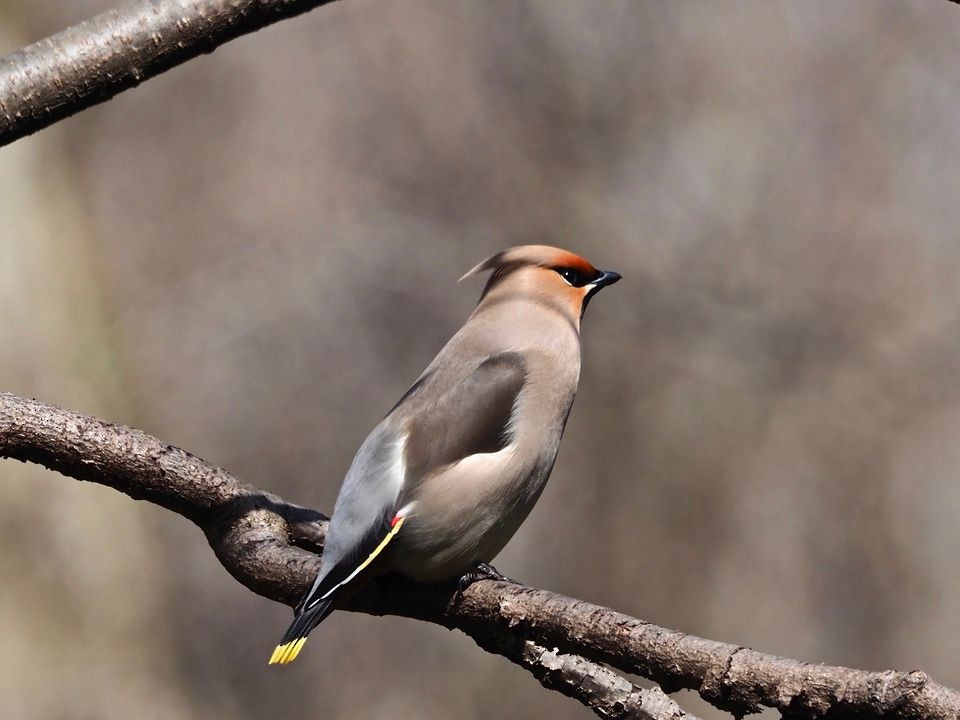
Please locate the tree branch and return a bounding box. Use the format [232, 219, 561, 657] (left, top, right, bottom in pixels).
[0, 0, 339, 147]
[0, 392, 690, 720]
[1, 392, 956, 719]
[3, 0, 960, 149]
[482, 638, 691, 720]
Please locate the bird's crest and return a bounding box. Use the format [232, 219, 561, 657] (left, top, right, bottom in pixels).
[459, 245, 597, 282]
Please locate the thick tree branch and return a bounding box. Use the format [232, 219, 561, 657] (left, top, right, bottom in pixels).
[0, 393, 689, 720]
[0, 0, 338, 147]
[1, 392, 957, 719]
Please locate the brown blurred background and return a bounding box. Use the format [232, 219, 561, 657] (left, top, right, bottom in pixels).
[3, 1, 960, 718]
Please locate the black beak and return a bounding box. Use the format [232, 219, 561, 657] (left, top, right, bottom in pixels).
[582, 269, 622, 315]
[593, 269, 622, 289]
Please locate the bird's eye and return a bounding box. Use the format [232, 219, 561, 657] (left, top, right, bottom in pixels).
[557, 267, 586, 287]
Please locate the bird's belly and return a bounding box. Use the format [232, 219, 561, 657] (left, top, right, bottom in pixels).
[390, 452, 552, 583]
[390, 504, 531, 582]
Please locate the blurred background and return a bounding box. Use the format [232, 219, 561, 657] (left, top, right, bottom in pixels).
[3, 1, 960, 718]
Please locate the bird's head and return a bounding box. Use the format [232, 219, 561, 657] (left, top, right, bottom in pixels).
[461, 245, 621, 323]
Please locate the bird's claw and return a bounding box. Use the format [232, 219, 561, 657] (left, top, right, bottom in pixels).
[472, 562, 516, 584]
[451, 562, 517, 607]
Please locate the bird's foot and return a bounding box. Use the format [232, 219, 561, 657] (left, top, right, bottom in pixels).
[452, 562, 517, 606]
[471, 562, 516, 585]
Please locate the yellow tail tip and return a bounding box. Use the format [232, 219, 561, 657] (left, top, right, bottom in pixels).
[268, 637, 308, 665]
[268, 644, 286, 665]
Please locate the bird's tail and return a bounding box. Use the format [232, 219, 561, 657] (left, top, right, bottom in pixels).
[269, 514, 407, 665]
[268, 597, 335, 665]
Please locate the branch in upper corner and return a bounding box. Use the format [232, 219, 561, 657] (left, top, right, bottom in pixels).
[0, 0, 339, 147]
[1, 392, 958, 720]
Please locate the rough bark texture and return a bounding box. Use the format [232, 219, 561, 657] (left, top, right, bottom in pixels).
[0, 392, 689, 720]
[0, 0, 338, 147]
[508, 641, 690, 720]
[1, 391, 957, 719]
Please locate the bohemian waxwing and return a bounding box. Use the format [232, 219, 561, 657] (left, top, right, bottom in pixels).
[270, 245, 621, 664]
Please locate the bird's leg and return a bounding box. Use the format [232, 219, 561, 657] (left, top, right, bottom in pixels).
[452, 561, 518, 606]
[472, 561, 516, 584]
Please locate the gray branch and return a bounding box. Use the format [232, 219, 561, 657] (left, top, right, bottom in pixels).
[0, 0, 338, 147]
[0, 392, 690, 720]
[2, 391, 957, 719]
[489, 638, 690, 720]
[3, 0, 960, 150]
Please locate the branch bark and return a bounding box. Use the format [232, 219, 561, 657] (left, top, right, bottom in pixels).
[3, 0, 960, 149]
[0, 0, 338, 147]
[0, 392, 689, 720]
[1, 391, 957, 719]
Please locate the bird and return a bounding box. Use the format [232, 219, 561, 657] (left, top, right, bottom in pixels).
[269, 245, 621, 664]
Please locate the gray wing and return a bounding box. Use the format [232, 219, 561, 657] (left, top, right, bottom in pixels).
[297, 423, 405, 609]
[402, 352, 526, 483]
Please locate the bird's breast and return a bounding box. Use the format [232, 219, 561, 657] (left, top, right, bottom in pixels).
[386, 337, 579, 583]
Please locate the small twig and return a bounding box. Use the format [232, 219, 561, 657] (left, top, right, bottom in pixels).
[492, 638, 697, 720]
